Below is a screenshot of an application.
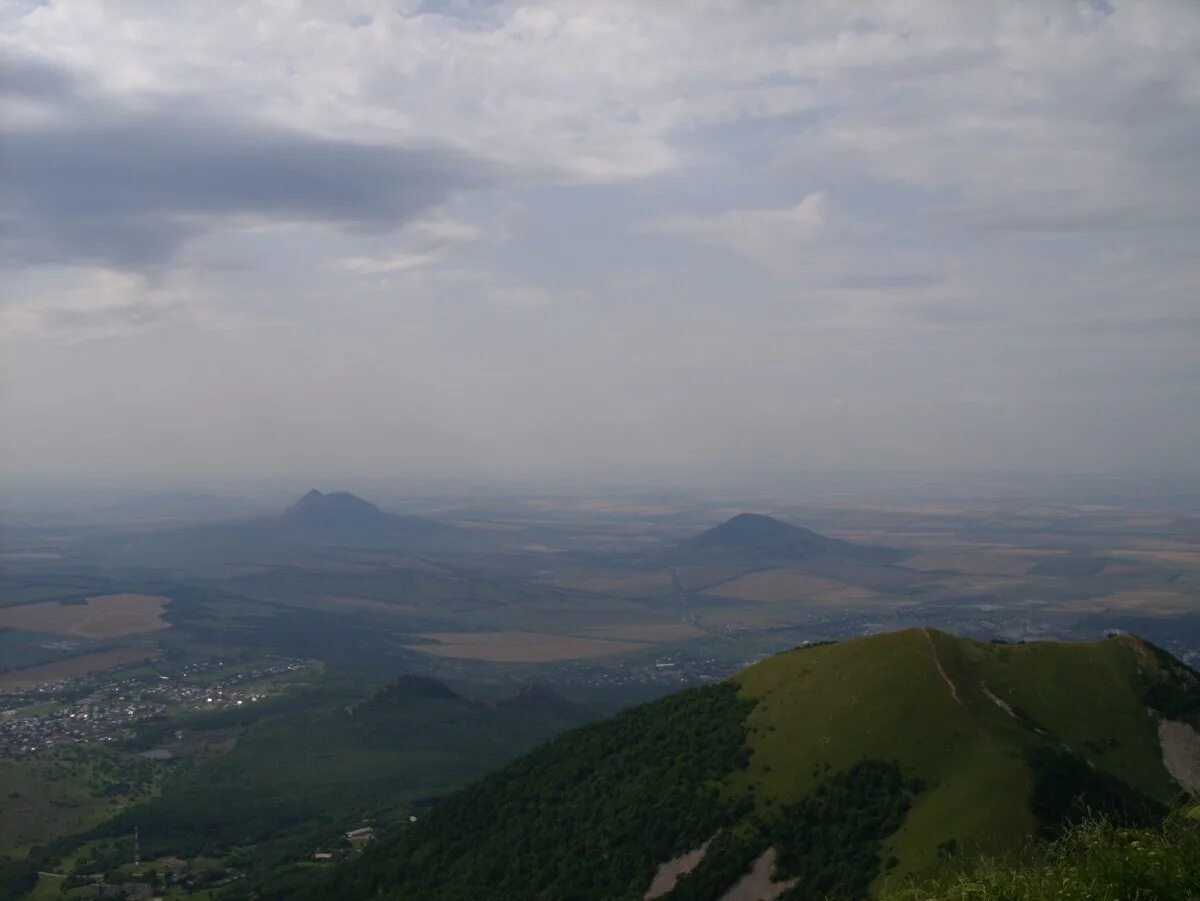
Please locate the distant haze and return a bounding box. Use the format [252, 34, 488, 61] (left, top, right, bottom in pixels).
[2, 2, 1199, 482]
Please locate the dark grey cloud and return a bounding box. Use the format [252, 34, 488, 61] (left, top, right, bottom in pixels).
[0, 52, 79, 101]
[1, 75, 489, 269]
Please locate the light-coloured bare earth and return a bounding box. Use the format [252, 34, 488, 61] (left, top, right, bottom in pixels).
[1159, 720, 1200, 794]
[0, 648, 159, 688]
[718, 848, 797, 901]
[981, 682, 1016, 718]
[644, 840, 710, 899]
[704, 570, 846, 603]
[0, 594, 169, 639]
[923, 628, 962, 706]
[405, 630, 646, 662]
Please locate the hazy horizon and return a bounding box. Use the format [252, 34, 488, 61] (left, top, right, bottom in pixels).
[4, 1, 1199, 482]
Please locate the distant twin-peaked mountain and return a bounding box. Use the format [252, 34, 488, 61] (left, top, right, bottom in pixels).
[83, 490, 465, 565]
[89, 496, 891, 573]
[283, 489, 460, 543]
[670, 512, 903, 565]
[312, 628, 1200, 900]
[288, 489, 401, 530]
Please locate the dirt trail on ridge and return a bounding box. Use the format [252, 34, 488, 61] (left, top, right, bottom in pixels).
[922, 628, 963, 705]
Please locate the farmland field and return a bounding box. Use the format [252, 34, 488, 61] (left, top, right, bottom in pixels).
[578, 623, 706, 643]
[1052, 590, 1199, 615]
[902, 552, 1036, 576]
[0, 594, 169, 639]
[406, 630, 648, 662]
[542, 571, 674, 595]
[703, 569, 846, 602]
[0, 648, 159, 689]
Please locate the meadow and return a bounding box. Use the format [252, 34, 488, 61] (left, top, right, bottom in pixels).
[0, 594, 169, 639]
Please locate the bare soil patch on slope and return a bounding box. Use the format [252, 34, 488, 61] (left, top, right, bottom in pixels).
[645, 840, 710, 899]
[1159, 720, 1200, 794]
[719, 848, 797, 901]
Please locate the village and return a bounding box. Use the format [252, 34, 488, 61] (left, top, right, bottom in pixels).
[0, 655, 309, 757]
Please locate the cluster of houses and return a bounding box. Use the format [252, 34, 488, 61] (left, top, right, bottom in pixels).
[0, 656, 308, 756]
[312, 824, 379, 862]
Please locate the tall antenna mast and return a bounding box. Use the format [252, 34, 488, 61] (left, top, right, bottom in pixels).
[133, 825, 141, 870]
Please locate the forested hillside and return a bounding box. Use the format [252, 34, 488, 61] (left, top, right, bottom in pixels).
[308, 629, 1200, 899]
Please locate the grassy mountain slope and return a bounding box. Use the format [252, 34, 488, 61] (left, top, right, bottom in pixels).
[885, 811, 1200, 901]
[311, 629, 1197, 900]
[733, 629, 1180, 889]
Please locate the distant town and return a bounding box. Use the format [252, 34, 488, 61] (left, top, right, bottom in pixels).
[0, 656, 309, 757]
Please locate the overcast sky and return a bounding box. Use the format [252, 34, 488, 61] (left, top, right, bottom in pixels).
[2, 1, 1198, 484]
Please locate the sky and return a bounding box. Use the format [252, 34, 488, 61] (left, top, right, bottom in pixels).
[2, 0, 1199, 485]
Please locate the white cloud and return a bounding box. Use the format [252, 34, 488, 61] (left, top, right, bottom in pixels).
[488, 286, 570, 309]
[0, 267, 244, 344]
[640, 193, 829, 266]
[332, 216, 485, 274]
[3, 1, 1200, 478]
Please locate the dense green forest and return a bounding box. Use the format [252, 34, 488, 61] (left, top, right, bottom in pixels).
[302, 631, 1200, 900]
[665, 760, 919, 900]
[0, 856, 37, 899]
[311, 682, 755, 900]
[29, 672, 590, 892]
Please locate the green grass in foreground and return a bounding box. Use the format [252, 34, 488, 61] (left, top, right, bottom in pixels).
[884, 812, 1200, 901]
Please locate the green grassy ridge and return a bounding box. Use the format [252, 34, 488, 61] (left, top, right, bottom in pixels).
[734, 629, 1179, 885]
[300, 628, 1192, 900]
[882, 812, 1200, 900]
